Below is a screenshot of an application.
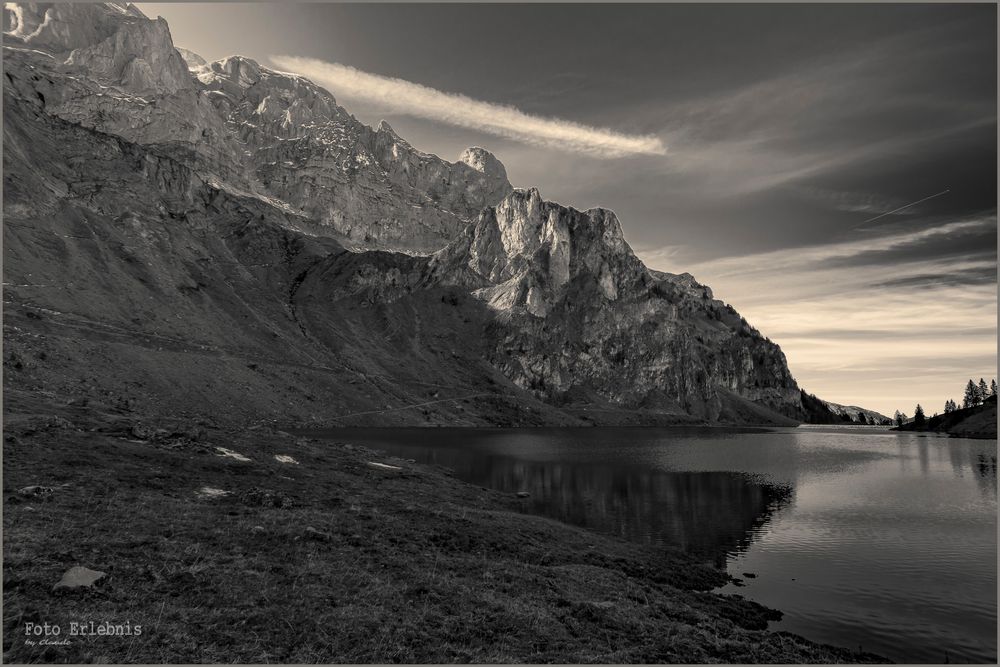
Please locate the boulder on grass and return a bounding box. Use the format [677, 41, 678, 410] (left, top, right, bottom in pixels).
[53, 566, 106, 591]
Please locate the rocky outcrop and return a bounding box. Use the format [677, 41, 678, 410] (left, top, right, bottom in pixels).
[428, 189, 805, 420]
[430, 188, 642, 314]
[4, 2, 191, 92]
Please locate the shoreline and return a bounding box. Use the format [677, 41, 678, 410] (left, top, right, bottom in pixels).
[290, 423, 779, 434]
[893, 397, 998, 440]
[3, 398, 888, 663]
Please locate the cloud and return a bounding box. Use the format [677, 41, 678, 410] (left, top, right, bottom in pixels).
[797, 187, 914, 216]
[819, 217, 996, 269]
[668, 215, 997, 282]
[629, 242, 689, 273]
[635, 213, 997, 415]
[872, 266, 997, 290]
[269, 55, 666, 159]
[636, 19, 997, 197]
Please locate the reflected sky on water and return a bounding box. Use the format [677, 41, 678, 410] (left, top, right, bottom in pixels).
[306, 425, 997, 663]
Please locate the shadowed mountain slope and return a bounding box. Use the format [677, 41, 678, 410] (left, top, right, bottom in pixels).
[2, 2, 852, 427]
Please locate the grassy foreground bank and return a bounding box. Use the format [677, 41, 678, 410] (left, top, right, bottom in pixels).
[3, 394, 886, 663]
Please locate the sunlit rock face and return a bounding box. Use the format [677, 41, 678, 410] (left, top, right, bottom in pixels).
[430, 189, 805, 420]
[4, 2, 191, 92]
[431, 188, 640, 315]
[2, 3, 511, 253]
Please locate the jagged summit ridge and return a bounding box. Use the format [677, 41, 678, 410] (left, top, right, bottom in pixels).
[421, 185, 806, 420]
[431, 188, 641, 316]
[4, 2, 146, 51]
[2, 3, 512, 253]
[4, 2, 191, 93]
[3, 1, 815, 424]
[459, 146, 509, 183]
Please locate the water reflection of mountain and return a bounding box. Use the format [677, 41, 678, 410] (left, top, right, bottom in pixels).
[466, 458, 793, 565]
[333, 429, 796, 566]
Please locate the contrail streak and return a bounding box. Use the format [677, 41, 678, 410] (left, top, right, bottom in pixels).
[269, 55, 666, 158]
[862, 189, 950, 224]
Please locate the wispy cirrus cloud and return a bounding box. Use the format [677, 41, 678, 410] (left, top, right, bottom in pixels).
[668, 215, 997, 281]
[640, 19, 997, 198]
[636, 213, 998, 415]
[797, 187, 914, 216]
[269, 55, 666, 159]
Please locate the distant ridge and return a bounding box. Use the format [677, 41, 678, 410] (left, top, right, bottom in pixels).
[820, 400, 892, 425]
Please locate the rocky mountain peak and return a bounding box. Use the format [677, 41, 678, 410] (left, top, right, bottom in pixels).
[459, 146, 508, 183]
[5, 3, 122, 52]
[3, 1, 517, 253]
[432, 188, 645, 316]
[211, 55, 263, 89]
[200, 54, 341, 137]
[418, 182, 805, 418]
[174, 45, 218, 86]
[491, 189, 628, 262]
[4, 2, 191, 94]
[376, 119, 401, 137]
[373, 118, 419, 156]
[175, 46, 207, 69]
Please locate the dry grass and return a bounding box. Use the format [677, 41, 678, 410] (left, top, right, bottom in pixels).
[3, 398, 887, 663]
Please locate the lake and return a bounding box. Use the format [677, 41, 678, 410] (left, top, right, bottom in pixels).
[305, 425, 997, 664]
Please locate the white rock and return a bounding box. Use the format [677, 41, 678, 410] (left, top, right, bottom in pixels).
[53, 566, 106, 591]
[215, 447, 252, 462]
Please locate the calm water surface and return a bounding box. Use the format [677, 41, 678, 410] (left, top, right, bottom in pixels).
[306, 425, 997, 663]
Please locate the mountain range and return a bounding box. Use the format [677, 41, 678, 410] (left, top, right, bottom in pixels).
[819, 400, 891, 426]
[3, 2, 863, 427]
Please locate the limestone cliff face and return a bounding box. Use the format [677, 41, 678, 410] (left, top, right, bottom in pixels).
[2, 2, 511, 253]
[429, 189, 805, 420]
[430, 189, 643, 314]
[4, 2, 190, 92]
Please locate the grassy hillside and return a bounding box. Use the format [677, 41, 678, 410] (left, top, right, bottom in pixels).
[897, 395, 997, 439]
[799, 391, 852, 424]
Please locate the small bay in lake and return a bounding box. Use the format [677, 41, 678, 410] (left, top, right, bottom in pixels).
[305, 425, 997, 664]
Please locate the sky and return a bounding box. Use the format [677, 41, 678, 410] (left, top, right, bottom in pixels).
[139, 2, 997, 417]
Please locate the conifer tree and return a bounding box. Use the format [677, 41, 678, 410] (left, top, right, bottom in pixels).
[964, 380, 978, 409]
